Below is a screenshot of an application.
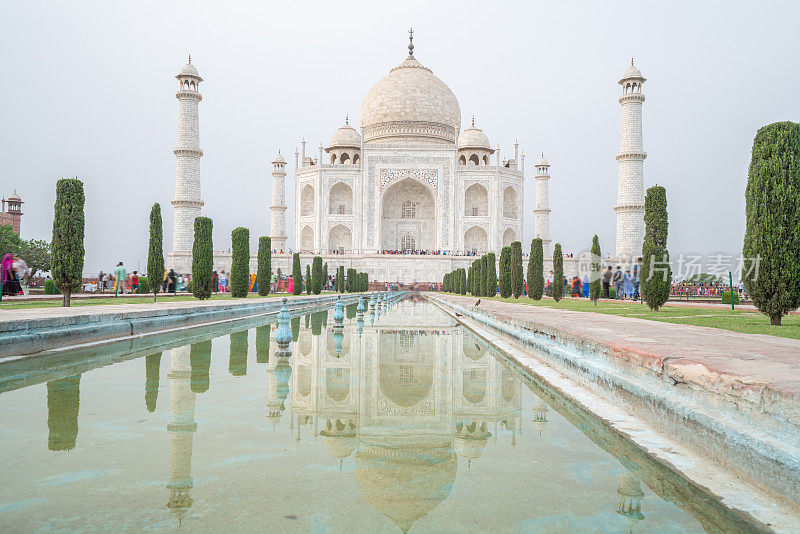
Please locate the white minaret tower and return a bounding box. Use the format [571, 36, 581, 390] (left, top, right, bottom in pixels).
[533, 155, 552, 257]
[168, 56, 204, 273]
[166, 345, 196, 522]
[270, 152, 288, 252]
[614, 59, 646, 260]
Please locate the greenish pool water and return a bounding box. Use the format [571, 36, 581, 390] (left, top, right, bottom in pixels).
[0, 295, 749, 532]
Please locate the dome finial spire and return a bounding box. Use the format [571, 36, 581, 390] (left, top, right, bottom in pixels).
[408, 27, 414, 57]
[345, 114, 349, 126]
[188, 54, 191, 64]
[471, 115, 475, 127]
[631, 56, 634, 67]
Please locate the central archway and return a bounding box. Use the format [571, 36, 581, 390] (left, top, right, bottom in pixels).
[328, 224, 352, 253]
[380, 178, 436, 252]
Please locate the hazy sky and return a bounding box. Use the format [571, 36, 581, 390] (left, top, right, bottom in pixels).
[2, 1, 798, 274]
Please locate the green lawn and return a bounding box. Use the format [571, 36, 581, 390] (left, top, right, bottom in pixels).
[444, 294, 800, 340]
[0, 292, 284, 310]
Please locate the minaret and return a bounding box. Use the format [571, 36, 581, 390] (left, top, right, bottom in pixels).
[270, 152, 288, 252]
[614, 59, 646, 260]
[168, 56, 204, 273]
[166, 345, 197, 522]
[533, 155, 552, 257]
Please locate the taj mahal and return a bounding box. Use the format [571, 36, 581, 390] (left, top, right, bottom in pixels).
[166, 31, 648, 283]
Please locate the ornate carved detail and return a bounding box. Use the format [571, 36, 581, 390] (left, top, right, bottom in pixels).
[363, 120, 456, 144]
[376, 392, 435, 416]
[463, 178, 489, 190]
[366, 155, 452, 248]
[463, 221, 489, 233]
[328, 176, 354, 189]
[615, 151, 648, 161]
[379, 169, 438, 194]
[327, 219, 354, 232]
[173, 148, 204, 157]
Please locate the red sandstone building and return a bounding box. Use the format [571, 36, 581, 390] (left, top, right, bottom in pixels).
[0, 192, 23, 235]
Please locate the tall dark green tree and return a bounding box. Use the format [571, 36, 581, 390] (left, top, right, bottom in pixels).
[292, 253, 303, 295]
[51, 178, 85, 307]
[322, 262, 328, 291]
[230, 227, 250, 298]
[742, 122, 800, 325]
[640, 186, 672, 311]
[147, 203, 164, 302]
[466, 266, 473, 295]
[257, 236, 271, 296]
[460, 268, 467, 295]
[192, 217, 213, 300]
[552, 243, 564, 302]
[346, 268, 357, 292]
[527, 238, 544, 300]
[311, 256, 323, 295]
[499, 246, 512, 298]
[510, 241, 524, 298]
[306, 264, 312, 295]
[479, 256, 488, 297]
[485, 252, 497, 297]
[589, 235, 602, 305]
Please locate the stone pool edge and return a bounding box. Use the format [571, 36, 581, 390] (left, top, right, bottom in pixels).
[0, 294, 365, 358]
[428, 293, 800, 532]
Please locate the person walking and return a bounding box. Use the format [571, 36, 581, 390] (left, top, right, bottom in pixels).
[632, 258, 642, 300]
[131, 271, 139, 293]
[612, 266, 623, 300]
[602, 266, 612, 299]
[166, 269, 177, 293]
[114, 262, 127, 296]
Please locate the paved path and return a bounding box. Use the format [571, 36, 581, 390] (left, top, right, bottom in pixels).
[434, 293, 800, 416]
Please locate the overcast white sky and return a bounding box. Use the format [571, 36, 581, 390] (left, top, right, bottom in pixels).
[1, 1, 798, 273]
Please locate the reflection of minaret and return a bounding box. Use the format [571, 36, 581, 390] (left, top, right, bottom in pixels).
[145, 353, 162, 413]
[256, 325, 271, 364]
[533, 395, 549, 436]
[47, 375, 81, 451]
[190, 341, 212, 393]
[454, 420, 491, 469]
[617, 470, 645, 523]
[167, 346, 197, 522]
[229, 330, 248, 377]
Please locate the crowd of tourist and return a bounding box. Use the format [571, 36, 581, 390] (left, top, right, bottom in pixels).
[1, 253, 30, 296]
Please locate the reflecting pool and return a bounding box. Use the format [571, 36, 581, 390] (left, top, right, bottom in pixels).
[0, 295, 741, 532]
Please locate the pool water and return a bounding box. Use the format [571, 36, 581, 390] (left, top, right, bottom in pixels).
[0, 295, 739, 532]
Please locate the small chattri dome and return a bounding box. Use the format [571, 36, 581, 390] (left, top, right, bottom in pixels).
[536, 154, 549, 167]
[619, 59, 644, 82]
[177, 56, 202, 80]
[272, 152, 286, 164]
[458, 118, 491, 151]
[7, 191, 21, 201]
[329, 118, 362, 149]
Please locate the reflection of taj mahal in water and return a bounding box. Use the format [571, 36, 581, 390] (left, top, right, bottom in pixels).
[165, 297, 529, 531]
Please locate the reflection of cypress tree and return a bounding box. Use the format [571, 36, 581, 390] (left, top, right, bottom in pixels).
[190, 341, 212, 393]
[47, 375, 81, 451]
[305, 313, 310, 329]
[310, 311, 327, 336]
[345, 303, 357, 320]
[229, 331, 248, 377]
[145, 352, 161, 412]
[291, 316, 300, 342]
[255, 325, 270, 364]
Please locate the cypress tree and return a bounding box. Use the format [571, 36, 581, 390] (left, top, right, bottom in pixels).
[511, 241, 523, 298]
[51, 178, 85, 307]
[466, 266, 473, 295]
[337, 265, 345, 292]
[499, 246, 512, 298]
[311, 256, 323, 294]
[478, 256, 487, 297]
[292, 253, 303, 295]
[347, 268, 357, 292]
[473, 260, 481, 296]
[527, 238, 544, 300]
[460, 268, 467, 295]
[257, 236, 271, 296]
[485, 252, 497, 297]
[306, 264, 312, 295]
[589, 235, 602, 305]
[230, 227, 250, 298]
[742, 122, 800, 325]
[147, 203, 164, 302]
[641, 186, 672, 311]
[192, 217, 213, 300]
[323, 262, 328, 292]
[553, 243, 564, 302]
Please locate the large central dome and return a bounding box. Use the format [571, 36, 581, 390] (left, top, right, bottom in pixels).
[360, 52, 461, 145]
